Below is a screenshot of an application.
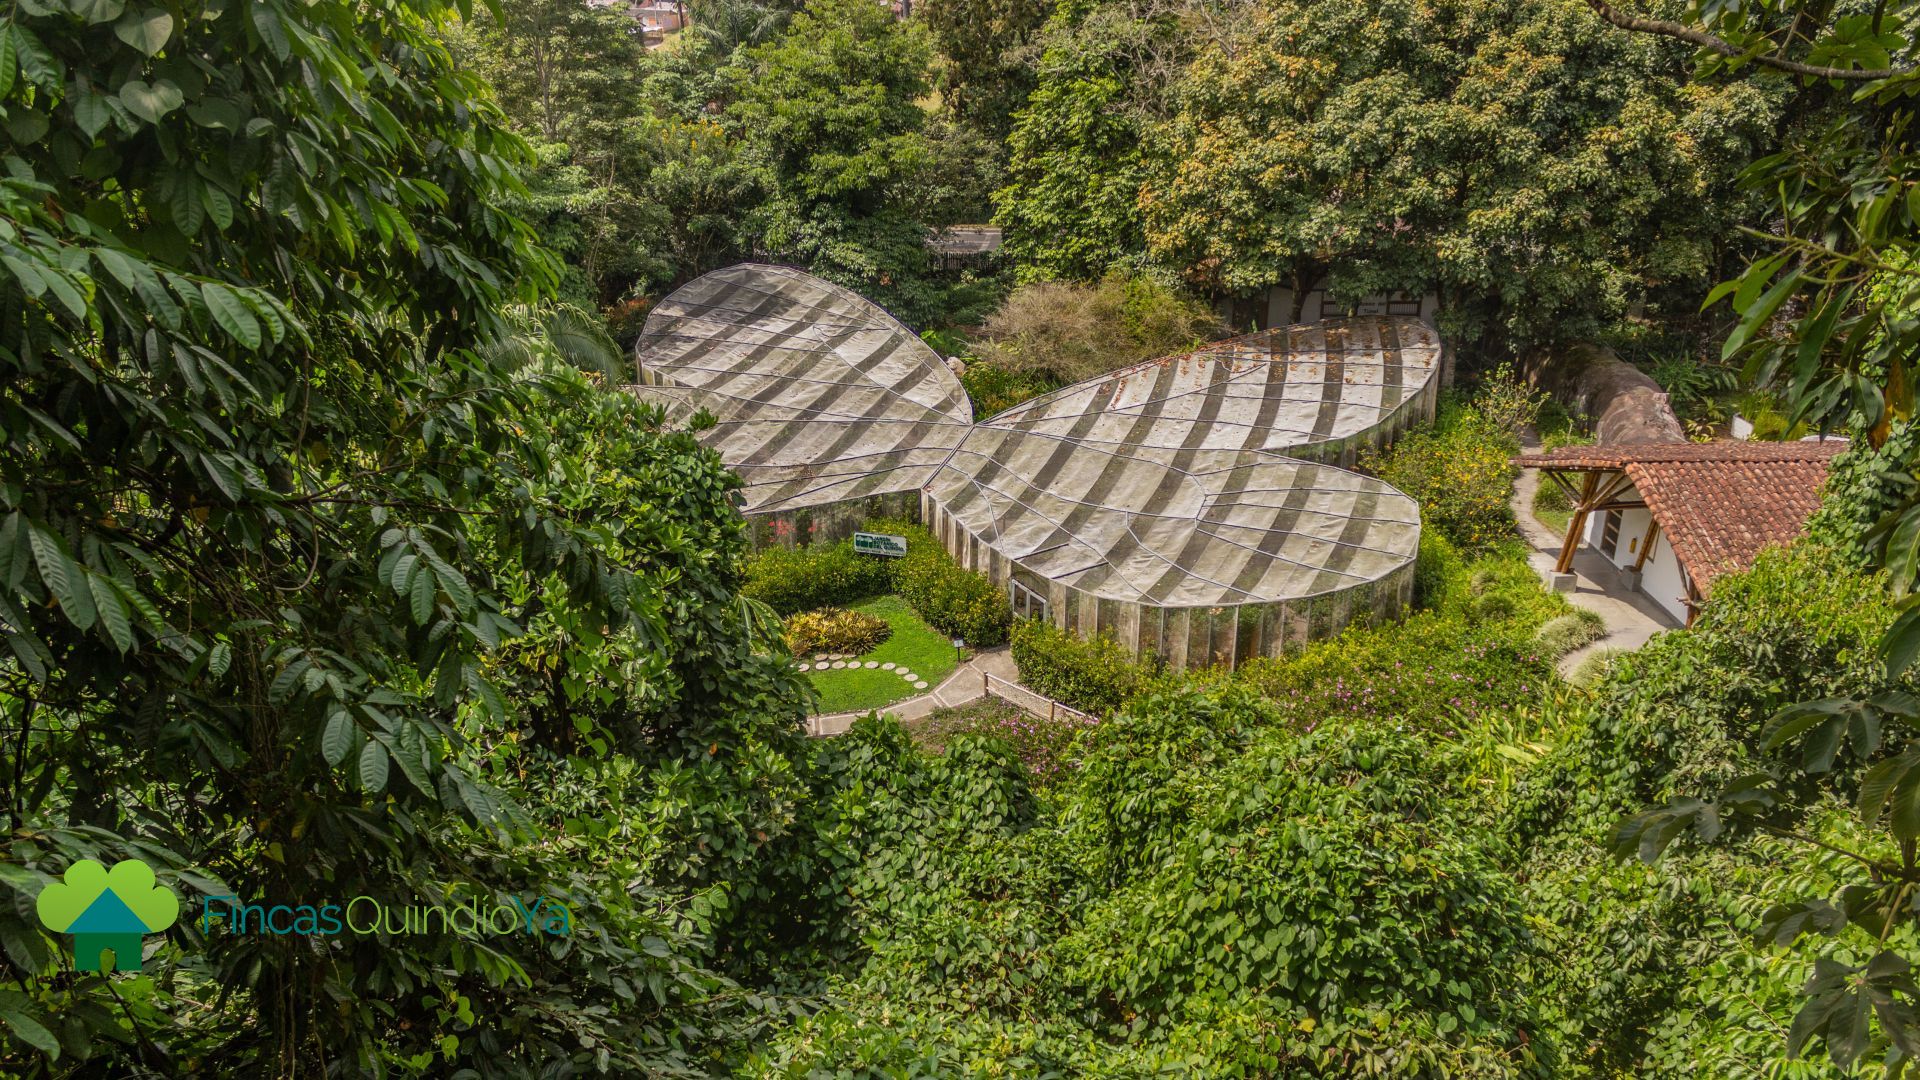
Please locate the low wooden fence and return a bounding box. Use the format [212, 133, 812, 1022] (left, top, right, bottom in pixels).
[980, 672, 1095, 726]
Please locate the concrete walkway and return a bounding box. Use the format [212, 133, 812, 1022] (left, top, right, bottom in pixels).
[1510, 443, 1679, 676]
[806, 646, 1020, 736]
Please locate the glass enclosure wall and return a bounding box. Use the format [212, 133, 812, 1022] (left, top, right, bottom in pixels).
[923, 491, 1417, 670]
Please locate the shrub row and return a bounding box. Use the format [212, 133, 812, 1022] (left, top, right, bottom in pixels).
[744, 521, 1012, 646]
[870, 519, 1012, 647]
[742, 541, 893, 615]
[1009, 618, 1152, 717]
[1359, 394, 1524, 554]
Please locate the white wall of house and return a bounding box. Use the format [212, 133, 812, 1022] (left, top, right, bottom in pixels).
[1639, 532, 1692, 625]
[1576, 482, 1692, 624]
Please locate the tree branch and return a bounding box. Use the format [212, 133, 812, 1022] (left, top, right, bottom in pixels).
[1586, 0, 1902, 81]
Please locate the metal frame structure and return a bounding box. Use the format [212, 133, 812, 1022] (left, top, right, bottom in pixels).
[631, 264, 1443, 669]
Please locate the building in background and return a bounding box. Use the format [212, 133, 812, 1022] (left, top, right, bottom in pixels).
[1513, 440, 1846, 624]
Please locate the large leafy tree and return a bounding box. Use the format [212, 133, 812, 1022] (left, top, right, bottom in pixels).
[993, 0, 1159, 281]
[0, 0, 809, 1072]
[920, 0, 1055, 144]
[1151, 0, 1773, 349]
[727, 0, 944, 320]
[1585, 0, 1920, 1068]
[997, 0, 1775, 352]
[456, 0, 659, 301]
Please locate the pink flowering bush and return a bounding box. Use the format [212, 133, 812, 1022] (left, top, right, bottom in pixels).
[906, 698, 1097, 786]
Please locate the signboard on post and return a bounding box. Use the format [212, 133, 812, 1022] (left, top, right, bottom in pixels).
[853, 532, 909, 558]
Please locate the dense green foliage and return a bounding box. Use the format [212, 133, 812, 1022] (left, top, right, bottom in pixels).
[1807, 420, 1919, 567]
[1009, 618, 1151, 716]
[741, 538, 895, 614]
[0, 0, 816, 1071]
[994, 0, 1775, 353]
[1361, 391, 1531, 554]
[873, 519, 1013, 647]
[1519, 544, 1904, 1074]
[5, 0, 1909, 1069]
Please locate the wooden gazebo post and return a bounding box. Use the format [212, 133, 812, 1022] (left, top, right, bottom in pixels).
[1555, 472, 1599, 574]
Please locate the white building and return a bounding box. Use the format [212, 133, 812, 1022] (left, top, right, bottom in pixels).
[1514, 440, 1846, 625]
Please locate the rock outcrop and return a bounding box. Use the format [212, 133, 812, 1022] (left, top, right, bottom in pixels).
[1527, 342, 1685, 444]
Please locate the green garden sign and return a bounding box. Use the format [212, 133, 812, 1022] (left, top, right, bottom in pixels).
[853, 532, 908, 558]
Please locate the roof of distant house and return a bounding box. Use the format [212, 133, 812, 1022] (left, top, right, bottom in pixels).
[927, 225, 1003, 256]
[1513, 439, 1847, 594]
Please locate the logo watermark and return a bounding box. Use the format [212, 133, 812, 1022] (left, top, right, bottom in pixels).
[198, 891, 572, 938]
[36, 859, 179, 973]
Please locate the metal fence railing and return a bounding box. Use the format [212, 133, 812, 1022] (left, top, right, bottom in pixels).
[981, 672, 1096, 727]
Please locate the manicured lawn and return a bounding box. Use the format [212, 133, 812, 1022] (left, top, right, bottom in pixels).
[802, 596, 960, 715]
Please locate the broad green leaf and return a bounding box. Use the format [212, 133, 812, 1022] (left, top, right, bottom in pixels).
[200, 283, 261, 350]
[1724, 269, 1803, 360]
[358, 739, 389, 794]
[28, 525, 95, 631]
[113, 7, 173, 55]
[321, 710, 354, 766]
[73, 90, 112, 139]
[1891, 766, 1920, 840]
[1859, 754, 1912, 825]
[0, 1007, 58, 1059]
[70, 0, 125, 24]
[251, 3, 291, 61]
[0, 26, 16, 99]
[118, 78, 184, 124]
[12, 26, 59, 90]
[1887, 602, 1920, 678]
[88, 573, 133, 652]
[410, 565, 434, 625]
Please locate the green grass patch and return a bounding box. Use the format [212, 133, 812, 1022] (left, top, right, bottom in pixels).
[1532, 474, 1573, 537]
[804, 596, 961, 715]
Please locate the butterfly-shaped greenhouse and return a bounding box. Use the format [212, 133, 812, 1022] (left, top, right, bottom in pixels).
[631, 265, 1441, 670]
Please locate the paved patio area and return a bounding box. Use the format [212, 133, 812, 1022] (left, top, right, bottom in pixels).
[1511, 442, 1679, 676]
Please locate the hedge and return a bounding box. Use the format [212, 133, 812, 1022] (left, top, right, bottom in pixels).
[868, 519, 1012, 647]
[741, 540, 893, 615]
[1009, 618, 1151, 717]
[744, 520, 1012, 646]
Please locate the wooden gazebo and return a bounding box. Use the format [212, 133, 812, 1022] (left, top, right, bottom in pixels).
[1512, 440, 1846, 623]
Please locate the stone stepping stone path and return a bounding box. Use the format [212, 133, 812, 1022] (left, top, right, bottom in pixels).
[914, 680, 929, 689]
[881, 662, 896, 670]
[896, 670, 915, 682]
[863, 660, 878, 668]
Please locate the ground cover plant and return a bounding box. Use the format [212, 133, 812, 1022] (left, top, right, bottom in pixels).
[903, 696, 1094, 786]
[786, 606, 892, 657]
[803, 596, 962, 714]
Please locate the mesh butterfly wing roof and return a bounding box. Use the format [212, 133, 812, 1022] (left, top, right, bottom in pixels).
[630, 265, 1438, 608]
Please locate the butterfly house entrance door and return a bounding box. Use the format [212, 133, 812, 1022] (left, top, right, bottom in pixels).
[1011, 579, 1050, 624]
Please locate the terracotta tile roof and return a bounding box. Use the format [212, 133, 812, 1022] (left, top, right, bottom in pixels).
[1512, 440, 1847, 595]
[1511, 439, 1847, 469]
